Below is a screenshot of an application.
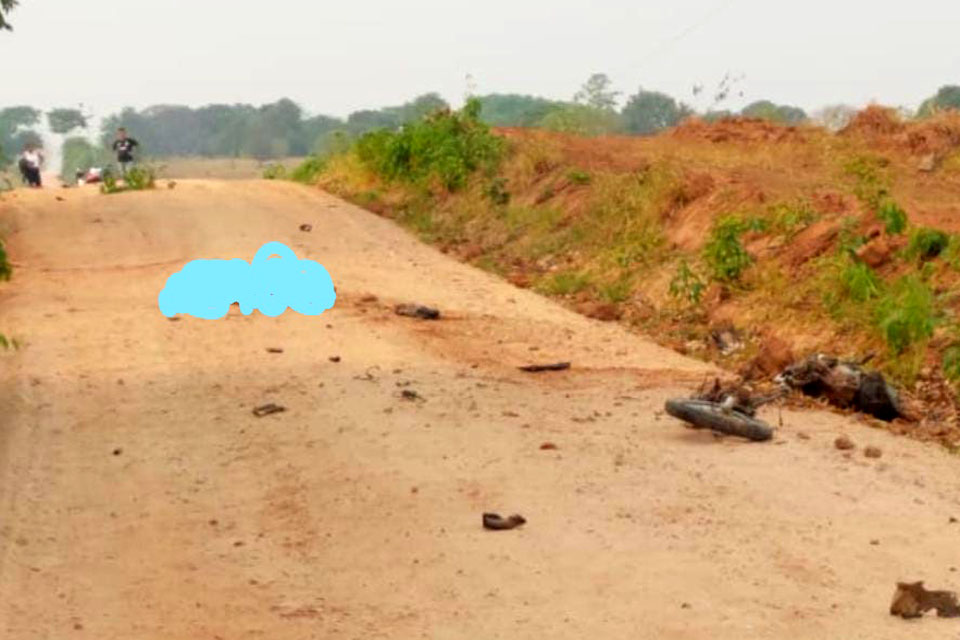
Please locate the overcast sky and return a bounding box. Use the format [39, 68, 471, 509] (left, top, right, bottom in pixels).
[1, 0, 958, 120]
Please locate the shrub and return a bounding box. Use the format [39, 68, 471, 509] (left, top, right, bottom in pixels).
[874, 275, 937, 354]
[289, 156, 327, 183]
[703, 215, 753, 282]
[906, 227, 950, 261]
[844, 155, 890, 210]
[355, 98, 504, 192]
[261, 163, 287, 180]
[669, 260, 706, 304]
[485, 177, 510, 206]
[944, 343, 960, 384]
[537, 270, 591, 296]
[567, 169, 591, 185]
[101, 165, 156, 194]
[769, 200, 819, 237]
[839, 260, 882, 302]
[877, 198, 908, 235]
[0, 239, 10, 281]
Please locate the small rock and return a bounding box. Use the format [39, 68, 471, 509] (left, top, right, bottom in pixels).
[266, 347, 283, 354]
[870, 539, 880, 546]
[796, 432, 811, 440]
[864, 445, 882, 459]
[834, 435, 856, 451]
[112, 448, 123, 456]
[401, 389, 422, 401]
[680, 602, 691, 610]
[299, 223, 312, 232]
[482, 513, 526, 530]
[918, 153, 938, 172]
[949, 516, 957, 524]
[539, 442, 558, 450]
[329, 356, 341, 363]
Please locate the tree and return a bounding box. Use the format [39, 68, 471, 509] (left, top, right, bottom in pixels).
[475, 94, 564, 127]
[621, 89, 690, 135]
[1, 0, 18, 31]
[741, 100, 807, 124]
[0, 106, 40, 164]
[918, 85, 960, 118]
[47, 108, 87, 135]
[540, 103, 620, 137]
[574, 73, 620, 111]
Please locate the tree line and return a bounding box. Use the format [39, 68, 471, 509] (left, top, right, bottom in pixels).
[4, 77, 960, 178]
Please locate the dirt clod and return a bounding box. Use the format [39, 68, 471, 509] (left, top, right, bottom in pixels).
[834, 436, 856, 451]
[299, 223, 312, 232]
[329, 356, 341, 363]
[539, 442, 558, 450]
[864, 446, 883, 459]
[395, 303, 440, 320]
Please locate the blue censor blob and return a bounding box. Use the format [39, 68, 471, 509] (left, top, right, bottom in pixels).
[158, 242, 337, 319]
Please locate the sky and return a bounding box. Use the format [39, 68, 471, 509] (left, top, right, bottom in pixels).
[1, 0, 958, 120]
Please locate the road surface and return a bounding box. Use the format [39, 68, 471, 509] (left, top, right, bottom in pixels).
[1, 180, 958, 639]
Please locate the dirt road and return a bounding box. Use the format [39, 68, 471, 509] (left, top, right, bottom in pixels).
[1, 180, 959, 639]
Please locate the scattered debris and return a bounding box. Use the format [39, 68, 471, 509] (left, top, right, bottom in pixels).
[482, 513, 526, 530]
[890, 581, 960, 619]
[329, 356, 341, 363]
[299, 223, 312, 232]
[400, 389, 423, 401]
[266, 347, 283, 354]
[395, 303, 440, 320]
[252, 403, 286, 417]
[519, 362, 571, 373]
[540, 442, 558, 450]
[776, 353, 903, 421]
[864, 445, 883, 459]
[834, 436, 856, 451]
[709, 324, 744, 356]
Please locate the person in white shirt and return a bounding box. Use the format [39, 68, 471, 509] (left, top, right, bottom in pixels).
[18, 143, 43, 188]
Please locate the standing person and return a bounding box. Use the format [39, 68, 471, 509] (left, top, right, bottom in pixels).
[17, 143, 43, 188]
[112, 127, 139, 178]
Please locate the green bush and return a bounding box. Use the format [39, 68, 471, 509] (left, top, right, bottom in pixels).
[567, 169, 592, 185]
[669, 260, 706, 305]
[874, 275, 937, 354]
[289, 156, 327, 183]
[703, 216, 753, 282]
[839, 260, 882, 302]
[0, 239, 11, 281]
[262, 163, 287, 180]
[877, 198, 908, 235]
[355, 98, 504, 192]
[944, 343, 960, 384]
[485, 177, 510, 206]
[906, 227, 950, 261]
[100, 165, 156, 194]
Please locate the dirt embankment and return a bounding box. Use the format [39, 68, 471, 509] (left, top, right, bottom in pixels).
[321, 111, 960, 448]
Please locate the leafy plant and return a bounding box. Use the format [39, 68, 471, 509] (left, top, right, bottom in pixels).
[944, 343, 960, 384]
[0, 333, 19, 350]
[874, 275, 937, 354]
[844, 155, 890, 211]
[289, 156, 327, 183]
[836, 216, 867, 257]
[0, 239, 11, 281]
[100, 165, 156, 194]
[537, 270, 591, 296]
[877, 198, 908, 235]
[355, 98, 504, 192]
[703, 215, 753, 282]
[906, 227, 950, 261]
[769, 200, 819, 237]
[669, 260, 706, 304]
[839, 260, 882, 303]
[485, 177, 510, 206]
[261, 163, 287, 180]
[567, 169, 591, 185]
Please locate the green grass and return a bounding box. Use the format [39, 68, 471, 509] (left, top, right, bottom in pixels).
[877, 198, 908, 235]
[0, 238, 11, 281]
[289, 155, 327, 183]
[567, 169, 591, 185]
[873, 275, 938, 355]
[905, 227, 950, 261]
[101, 165, 156, 194]
[536, 270, 591, 296]
[669, 259, 706, 305]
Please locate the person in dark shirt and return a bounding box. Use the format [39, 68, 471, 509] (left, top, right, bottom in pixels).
[112, 127, 139, 178]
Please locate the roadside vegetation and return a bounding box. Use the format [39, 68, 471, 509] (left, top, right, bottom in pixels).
[284, 96, 960, 446]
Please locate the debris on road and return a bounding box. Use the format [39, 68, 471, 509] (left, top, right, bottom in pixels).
[482, 513, 526, 530]
[266, 347, 283, 354]
[329, 356, 341, 363]
[395, 303, 441, 320]
[890, 581, 960, 619]
[299, 223, 312, 232]
[834, 436, 856, 451]
[400, 389, 423, 401]
[540, 442, 558, 450]
[775, 353, 903, 421]
[864, 445, 883, 459]
[518, 362, 571, 373]
[252, 403, 286, 417]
